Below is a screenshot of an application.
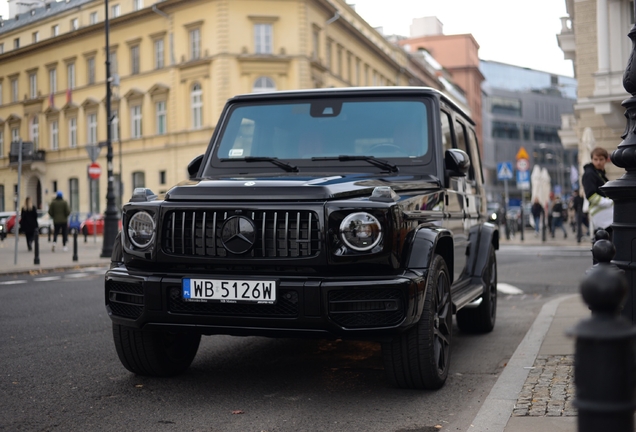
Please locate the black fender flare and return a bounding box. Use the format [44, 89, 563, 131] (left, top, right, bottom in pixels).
[466, 222, 499, 284]
[405, 227, 454, 277]
[110, 231, 124, 267]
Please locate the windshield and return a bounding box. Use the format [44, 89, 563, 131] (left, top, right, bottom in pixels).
[211, 98, 431, 170]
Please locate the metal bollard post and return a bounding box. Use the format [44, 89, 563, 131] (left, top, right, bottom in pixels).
[47, 226, 51, 243]
[568, 234, 636, 432]
[33, 228, 40, 265]
[520, 206, 524, 241]
[72, 230, 78, 262]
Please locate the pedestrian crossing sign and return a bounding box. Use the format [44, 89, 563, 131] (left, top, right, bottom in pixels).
[497, 162, 514, 180]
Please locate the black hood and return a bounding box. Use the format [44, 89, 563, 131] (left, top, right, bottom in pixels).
[164, 173, 441, 201]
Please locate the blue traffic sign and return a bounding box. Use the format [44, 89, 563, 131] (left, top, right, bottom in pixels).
[517, 170, 530, 184]
[497, 162, 514, 180]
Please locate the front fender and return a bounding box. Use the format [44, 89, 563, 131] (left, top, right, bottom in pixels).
[404, 227, 454, 276]
[466, 222, 499, 282]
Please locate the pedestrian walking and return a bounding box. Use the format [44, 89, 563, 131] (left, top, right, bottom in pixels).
[20, 197, 38, 251]
[582, 146, 613, 235]
[48, 191, 71, 252]
[550, 196, 568, 239]
[531, 198, 544, 237]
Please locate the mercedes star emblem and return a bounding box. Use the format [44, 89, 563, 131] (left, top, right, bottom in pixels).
[220, 216, 256, 254]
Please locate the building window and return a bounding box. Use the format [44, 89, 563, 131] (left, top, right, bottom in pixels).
[189, 28, 201, 60]
[11, 78, 18, 102]
[154, 39, 164, 69]
[491, 97, 522, 117]
[191, 83, 202, 129]
[49, 68, 57, 93]
[50, 120, 59, 150]
[130, 45, 140, 75]
[133, 0, 143, 11]
[252, 76, 276, 93]
[132, 171, 145, 188]
[326, 41, 332, 69]
[0, 131, 4, 158]
[492, 121, 521, 140]
[156, 101, 166, 135]
[89, 176, 100, 214]
[68, 117, 77, 148]
[69, 178, 79, 212]
[533, 125, 561, 143]
[0, 43, 4, 54]
[51, 25, 59, 37]
[131, 105, 142, 138]
[14, 38, 19, 49]
[71, 18, 78, 30]
[312, 28, 319, 59]
[87, 57, 95, 85]
[111, 110, 120, 142]
[30, 116, 39, 148]
[89, 12, 98, 24]
[0, 82, 2, 105]
[111, 4, 120, 18]
[12, 127, 20, 143]
[32, 31, 39, 43]
[87, 113, 97, 144]
[29, 73, 37, 99]
[159, 170, 166, 185]
[254, 23, 272, 54]
[67, 63, 75, 89]
[337, 46, 342, 76]
[109, 51, 118, 75]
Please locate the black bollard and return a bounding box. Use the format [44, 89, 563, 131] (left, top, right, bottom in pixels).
[568, 236, 636, 432]
[33, 228, 40, 265]
[72, 230, 78, 262]
[520, 206, 524, 241]
[47, 226, 51, 243]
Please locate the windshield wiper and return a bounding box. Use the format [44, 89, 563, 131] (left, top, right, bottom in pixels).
[311, 155, 399, 173]
[219, 157, 299, 172]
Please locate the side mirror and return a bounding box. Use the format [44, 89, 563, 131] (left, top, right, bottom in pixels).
[445, 149, 470, 177]
[187, 154, 204, 180]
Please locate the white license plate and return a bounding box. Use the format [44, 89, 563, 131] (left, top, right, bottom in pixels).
[182, 278, 276, 304]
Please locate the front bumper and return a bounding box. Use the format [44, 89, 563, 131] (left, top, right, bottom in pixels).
[105, 265, 427, 340]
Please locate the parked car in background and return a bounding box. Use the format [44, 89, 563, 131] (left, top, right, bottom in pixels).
[80, 214, 121, 235]
[0, 211, 15, 240]
[69, 212, 90, 235]
[5, 214, 17, 235]
[36, 211, 53, 234]
[486, 202, 502, 225]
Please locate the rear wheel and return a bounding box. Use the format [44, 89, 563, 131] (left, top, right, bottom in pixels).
[382, 254, 452, 389]
[112, 323, 201, 376]
[457, 245, 497, 333]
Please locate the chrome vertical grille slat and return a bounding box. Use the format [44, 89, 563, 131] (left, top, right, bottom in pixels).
[163, 209, 321, 258]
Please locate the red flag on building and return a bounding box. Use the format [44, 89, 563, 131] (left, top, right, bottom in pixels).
[66, 88, 72, 104]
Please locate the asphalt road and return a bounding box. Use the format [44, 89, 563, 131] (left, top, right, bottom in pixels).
[0, 245, 591, 432]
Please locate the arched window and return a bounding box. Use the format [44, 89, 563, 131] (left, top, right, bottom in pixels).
[252, 76, 276, 93]
[191, 83, 202, 129]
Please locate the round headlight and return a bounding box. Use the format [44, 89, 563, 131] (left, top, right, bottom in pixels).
[339, 212, 382, 251]
[128, 211, 155, 249]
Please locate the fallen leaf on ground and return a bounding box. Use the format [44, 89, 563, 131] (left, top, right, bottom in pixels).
[232, 410, 244, 415]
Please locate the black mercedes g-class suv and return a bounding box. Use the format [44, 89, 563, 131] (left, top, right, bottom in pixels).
[105, 87, 499, 390]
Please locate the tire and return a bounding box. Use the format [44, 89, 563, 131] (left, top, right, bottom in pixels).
[457, 245, 497, 334]
[39, 226, 49, 235]
[112, 323, 201, 377]
[382, 254, 452, 390]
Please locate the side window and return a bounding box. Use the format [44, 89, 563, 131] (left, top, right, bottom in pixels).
[440, 110, 453, 152]
[468, 128, 484, 185]
[454, 119, 475, 181]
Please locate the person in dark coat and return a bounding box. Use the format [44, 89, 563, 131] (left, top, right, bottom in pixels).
[530, 198, 544, 237]
[20, 196, 39, 251]
[582, 146, 613, 234]
[48, 191, 71, 252]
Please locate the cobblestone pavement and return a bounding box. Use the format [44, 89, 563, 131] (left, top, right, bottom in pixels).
[513, 355, 577, 417]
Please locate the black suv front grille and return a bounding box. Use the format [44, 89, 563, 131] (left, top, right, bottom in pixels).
[328, 288, 405, 328]
[106, 280, 144, 319]
[162, 210, 321, 258]
[168, 286, 299, 317]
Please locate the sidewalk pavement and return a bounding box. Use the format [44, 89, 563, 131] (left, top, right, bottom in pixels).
[0, 232, 111, 276]
[1, 229, 591, 432]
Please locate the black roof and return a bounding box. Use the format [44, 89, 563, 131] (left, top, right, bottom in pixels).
[0, 0, 95, 35]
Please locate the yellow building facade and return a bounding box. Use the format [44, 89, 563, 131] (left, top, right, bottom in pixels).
[0, 0, 445, 214]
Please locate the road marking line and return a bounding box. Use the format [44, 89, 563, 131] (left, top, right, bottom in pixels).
[34, 276, 62, 282]
[0, 280, 27, 285]
[497, 283, 524, 295]
[65, 273, 88, 278]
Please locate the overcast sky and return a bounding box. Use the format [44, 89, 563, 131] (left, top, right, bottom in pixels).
[0, 0, 574, 77]
[353, 0, 574, 77]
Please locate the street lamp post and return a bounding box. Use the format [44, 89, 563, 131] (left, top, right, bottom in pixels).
[100, 0, 119, 258]
[603, 2, 636, 323]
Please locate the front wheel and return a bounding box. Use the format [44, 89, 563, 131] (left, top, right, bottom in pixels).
[112, 323, 201, 376]
[457, 245, 497, 333]
[382, 254, 452, 389]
